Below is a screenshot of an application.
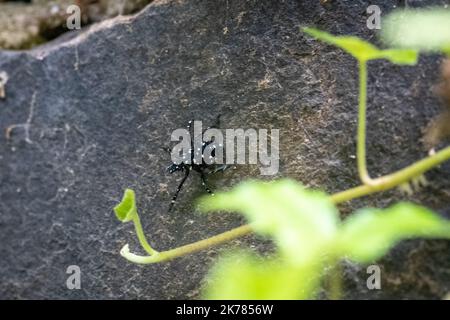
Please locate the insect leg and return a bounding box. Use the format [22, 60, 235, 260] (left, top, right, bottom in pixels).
[201, 114, 222, 136]
[168, 167, 190, 212]
[200, 170, 214, 195]
[187, 119, 194, 145]
[212, 164, 230, 173]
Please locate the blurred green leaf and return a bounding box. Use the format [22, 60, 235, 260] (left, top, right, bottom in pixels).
[204, 251, 322, 300]
[114, 189, 137, 222]
[303, 27, 418, 64]
[199, 179, 339, 264]
[337, 203, 450, 263]
[381, 49, 420, 65]
[381, 9, 450, 54]
[200, 180, 450, 300]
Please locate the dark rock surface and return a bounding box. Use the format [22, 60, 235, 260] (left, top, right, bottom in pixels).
[0, 0, 449, 299]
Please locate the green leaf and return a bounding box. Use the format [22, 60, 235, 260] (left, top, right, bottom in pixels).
[337, 203, 450, 263]
[114, 189, 137, 222]
[203, 251, 322, 300]
[303, 27, 418, 64]
[381, 9, 450, 54]
[199, 179, 339, 264]
[380, 49, 420, 65]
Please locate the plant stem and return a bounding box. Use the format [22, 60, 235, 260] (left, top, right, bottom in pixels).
[331, 145, 450, 203]
[133, 214, 158, 256]
[357, 60, 373, 184]
[328, 261, 343, 300]
[121, 224, 253, 264]
[122, 145, 450, 264]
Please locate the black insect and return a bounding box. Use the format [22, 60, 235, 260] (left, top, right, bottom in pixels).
[166, 117, 227, 212]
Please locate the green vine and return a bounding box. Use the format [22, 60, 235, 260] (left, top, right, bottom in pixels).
[116, 144, 450, 265]
[113, 9, 450, 299]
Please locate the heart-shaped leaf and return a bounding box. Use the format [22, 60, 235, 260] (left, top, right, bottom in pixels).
[203, 251, 322, 300]
[337, 202, 450, 263]
[199, 179, 339, 265]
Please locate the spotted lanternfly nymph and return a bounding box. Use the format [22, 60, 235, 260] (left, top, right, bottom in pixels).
[166, 117, 227, 212]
